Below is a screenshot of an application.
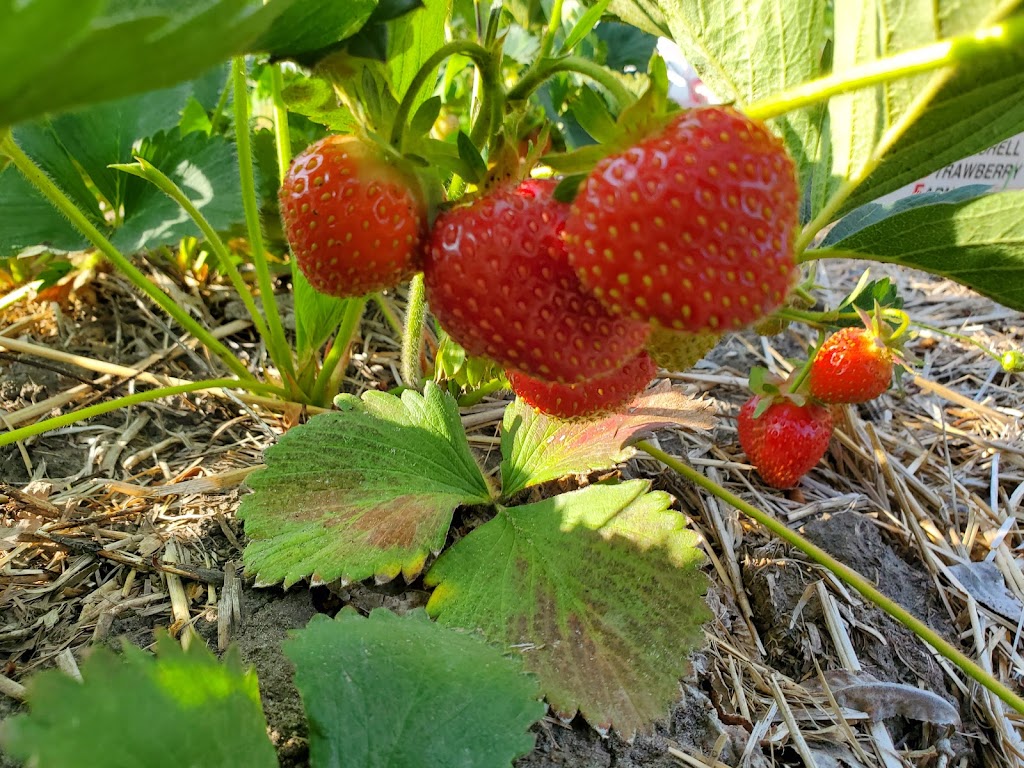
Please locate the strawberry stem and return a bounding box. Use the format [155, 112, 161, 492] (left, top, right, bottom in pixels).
[746, 15, 1024, 126]
[389, 40, 496, 152]
[506, 56, 636, 110]
[232, 57, 299, 396]
[0, 379, 286, 449]
[310, 297, 367, 406]
[638, 440, 1024, 717]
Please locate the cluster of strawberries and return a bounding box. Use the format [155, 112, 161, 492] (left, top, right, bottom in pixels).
[279, 106, 800, 418]
[280, 105, 897, 490]
[739, 325, 898, 489]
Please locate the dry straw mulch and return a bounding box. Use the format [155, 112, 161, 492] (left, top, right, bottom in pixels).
[1, 259, 1022, 767]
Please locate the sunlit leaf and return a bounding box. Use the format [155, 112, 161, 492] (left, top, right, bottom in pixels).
[426, 480, 710, 740]
[501, 381, 716, 498]
[239, 382, 494, 588]
[287, 609, 544, 767]
[0, 635, 275, 768]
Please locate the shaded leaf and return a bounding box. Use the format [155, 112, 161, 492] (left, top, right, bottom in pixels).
[0, 635, 275, 767]
[286, 609, 544, 767]
[0, 0, 291, 129]
[293, 266, 355, 363]
[239, 382, 494, 588]
[426, 480, 710, 740]
[563, 0, 612, 53]
[281, 75, 357, 132]
[501, 381, 716, 498]
[112, 132, 245, 254]
[813, 191, 1024, 312]
[253, 0, 376, 59]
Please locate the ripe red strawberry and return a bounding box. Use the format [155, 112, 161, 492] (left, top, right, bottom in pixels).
[424, 178, 649, 384]
[564, 106, 799, 333]
[279, 135, 425, 298]
[646, 328, 720, 372]
[737, 396, 833, 489]
[508, 351, 657, 420]
[809, 327, 894, 404]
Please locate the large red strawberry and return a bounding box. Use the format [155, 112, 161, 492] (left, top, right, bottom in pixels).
[737, 396, 833, 489]
[279, 135, 425, 298]
[809, 327, 894, 404]
[508, 351, 657, 420]
[424, 178, 649, 384]
[564, 106, 799, 333]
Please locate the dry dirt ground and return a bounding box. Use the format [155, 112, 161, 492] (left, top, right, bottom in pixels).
[1, 259, 1022, 767]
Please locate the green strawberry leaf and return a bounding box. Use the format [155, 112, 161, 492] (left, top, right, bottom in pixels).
[410, 95, 444, 138]
[456, 131, 488, 184]
[387, 0, 448, 117]
[286, 609, 544, 767]
[501, 381, 716, 499]
[281, 75, 358, 132]
[252, 0, 376, 59]
[571, 85, 620, 144]
[833, 1, 1024, 217]
[812, 191, 1024, 312]
[293, 269, 356, 367]
[563, 0, 613, 53]
[426, 480, 711, 739]
[0, 635, 275, 768]
[111, 131, 245, 254]
[0, 0, 291, 129]
[238, 382, 494, 588]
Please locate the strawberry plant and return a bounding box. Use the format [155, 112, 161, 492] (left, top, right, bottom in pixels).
[2, 0, 1024, 763]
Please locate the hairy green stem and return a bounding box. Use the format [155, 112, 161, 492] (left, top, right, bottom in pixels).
[401, 273, 428, 388]
[232, 58, 297, 392]
[0, 379, 282, 449]
[507, 55, 634, 109]
[639, 440, 1024, 715]
[539, 0, 565, 59]
[746, 15, 1024, 127]
[268, 64, 293, 182]
[390, 40, 496, 151]
[310, 297, 367, 406]
[0, 134, 253, 382]
[208, 69, 233, 135]
[113, 158, 270, 343]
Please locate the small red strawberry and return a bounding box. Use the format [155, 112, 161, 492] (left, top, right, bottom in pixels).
[279, 135, 425, 298]
[564, 106, 799, 333]
[737, 396, 833, 489]
[424, 178, 649, 384]
[809, 327, 894, 404]
[508, 351, 657, 420]
[646, 328, 720, 372]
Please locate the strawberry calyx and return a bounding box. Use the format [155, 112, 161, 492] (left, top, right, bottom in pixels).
[746, 366, 813, 418]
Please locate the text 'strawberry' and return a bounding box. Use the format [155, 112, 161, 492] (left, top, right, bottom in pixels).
[737, 396, 833, 489]
[646, 328, 719, 372]
[424, 178, 649, 384]
[508, 352, 657, 421]
[279, 135, 425, 298]
[809, 327, 894, 404]
[564, 106, 799, 333]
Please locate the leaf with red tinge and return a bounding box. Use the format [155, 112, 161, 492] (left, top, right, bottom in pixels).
[425, 480, 710, 740]
[501, 380, 716, 497]
[238, 383, 494, 588]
